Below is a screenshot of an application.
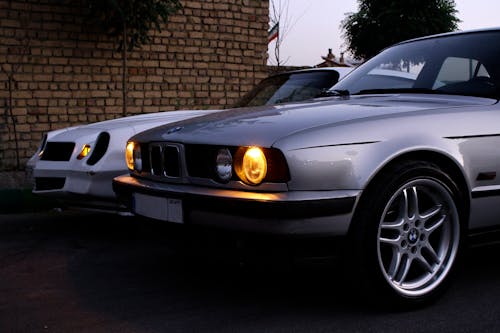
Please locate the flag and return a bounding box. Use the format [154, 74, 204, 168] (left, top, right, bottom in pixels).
[268, 22, 279, 43]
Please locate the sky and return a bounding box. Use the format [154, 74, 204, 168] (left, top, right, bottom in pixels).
[268, 0, 500, 66]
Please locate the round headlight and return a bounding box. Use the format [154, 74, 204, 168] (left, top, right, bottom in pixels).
[126, 142, 141, 172]
[126, 142, 134, 170]
[215, 148, 233, 182]
[235, 147, 267, 185]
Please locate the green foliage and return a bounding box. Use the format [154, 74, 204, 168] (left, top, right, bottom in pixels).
[85, 0, 182, 50]
[342, 0, 460, 60]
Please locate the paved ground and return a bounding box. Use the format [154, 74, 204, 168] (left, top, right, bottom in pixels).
[1, 210, 500, 333]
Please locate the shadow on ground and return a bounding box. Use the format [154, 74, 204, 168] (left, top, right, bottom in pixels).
[1, 211, 499, 332]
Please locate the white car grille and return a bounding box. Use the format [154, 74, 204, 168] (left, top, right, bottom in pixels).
[41, 142, 75, 161]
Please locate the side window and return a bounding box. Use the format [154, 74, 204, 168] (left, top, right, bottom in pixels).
[433, 56, 496, 97]
[435, 57, 490, 86]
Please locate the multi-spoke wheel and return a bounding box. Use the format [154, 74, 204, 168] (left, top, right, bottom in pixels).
[377, 178, 460, 297]
[350, 161, 464, 304]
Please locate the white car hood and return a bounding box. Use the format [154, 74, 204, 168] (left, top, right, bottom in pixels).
[46, 109, 220, 141]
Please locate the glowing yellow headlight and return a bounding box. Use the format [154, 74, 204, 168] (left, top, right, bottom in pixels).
[235, 147, 267, 185]
[77, 144, 91, 160]
[126, 141, 135, 170]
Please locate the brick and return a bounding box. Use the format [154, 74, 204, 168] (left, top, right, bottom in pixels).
[33, 123, 50, 132]
[53, 91, 72, 98]
[49, 57, 69, 65]
[91, 91, 109, 98]
[144, 106, 160, 113]
[93, 75, 111, 82]
[53, 74, 74, 82]
[33, 91, 52, 99]
[145, 75, 163, 83]
[128, 91, 144, 98]
[13, 91, 33, 99]
[145, 91, 161, 98]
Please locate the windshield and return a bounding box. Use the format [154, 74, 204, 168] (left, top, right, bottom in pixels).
[332, 31, 500, 99]
[235, 70, 341, 107]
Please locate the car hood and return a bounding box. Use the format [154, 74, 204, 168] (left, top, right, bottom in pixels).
[133, 94, 496, 147]
[46, 109, 220, 141]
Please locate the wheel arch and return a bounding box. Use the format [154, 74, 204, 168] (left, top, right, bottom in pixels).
[349, 149, 470, 236]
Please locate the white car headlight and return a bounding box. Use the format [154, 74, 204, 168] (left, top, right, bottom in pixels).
[77, 144, 91, 160]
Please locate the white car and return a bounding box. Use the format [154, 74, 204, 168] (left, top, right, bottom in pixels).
[28, 67, 353, 213]
[27, 109, 219, 213]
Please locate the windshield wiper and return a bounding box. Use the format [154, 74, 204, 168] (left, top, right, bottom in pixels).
[355, 88, 437, 95]
[317, 89, 350, 97]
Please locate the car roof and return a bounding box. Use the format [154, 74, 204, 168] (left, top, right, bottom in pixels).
[395, 26, 500, 46]
[268, 66, 354, 80]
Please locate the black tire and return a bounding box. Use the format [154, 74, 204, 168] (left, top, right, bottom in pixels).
[348, 160, 465, 306]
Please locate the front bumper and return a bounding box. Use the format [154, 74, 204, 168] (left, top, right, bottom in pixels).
[113, 175, 360, 236]
[31, 160, 128, 213]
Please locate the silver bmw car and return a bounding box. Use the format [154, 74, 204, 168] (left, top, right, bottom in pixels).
[113, 28, 500, 304]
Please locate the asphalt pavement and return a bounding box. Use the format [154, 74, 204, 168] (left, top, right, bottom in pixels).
[1, 210, 500, 332]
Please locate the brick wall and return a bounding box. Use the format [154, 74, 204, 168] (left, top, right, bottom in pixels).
[0, 0, 269, 171]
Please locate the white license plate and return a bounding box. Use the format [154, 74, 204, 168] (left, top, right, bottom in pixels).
[132, 193, 183, 223]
